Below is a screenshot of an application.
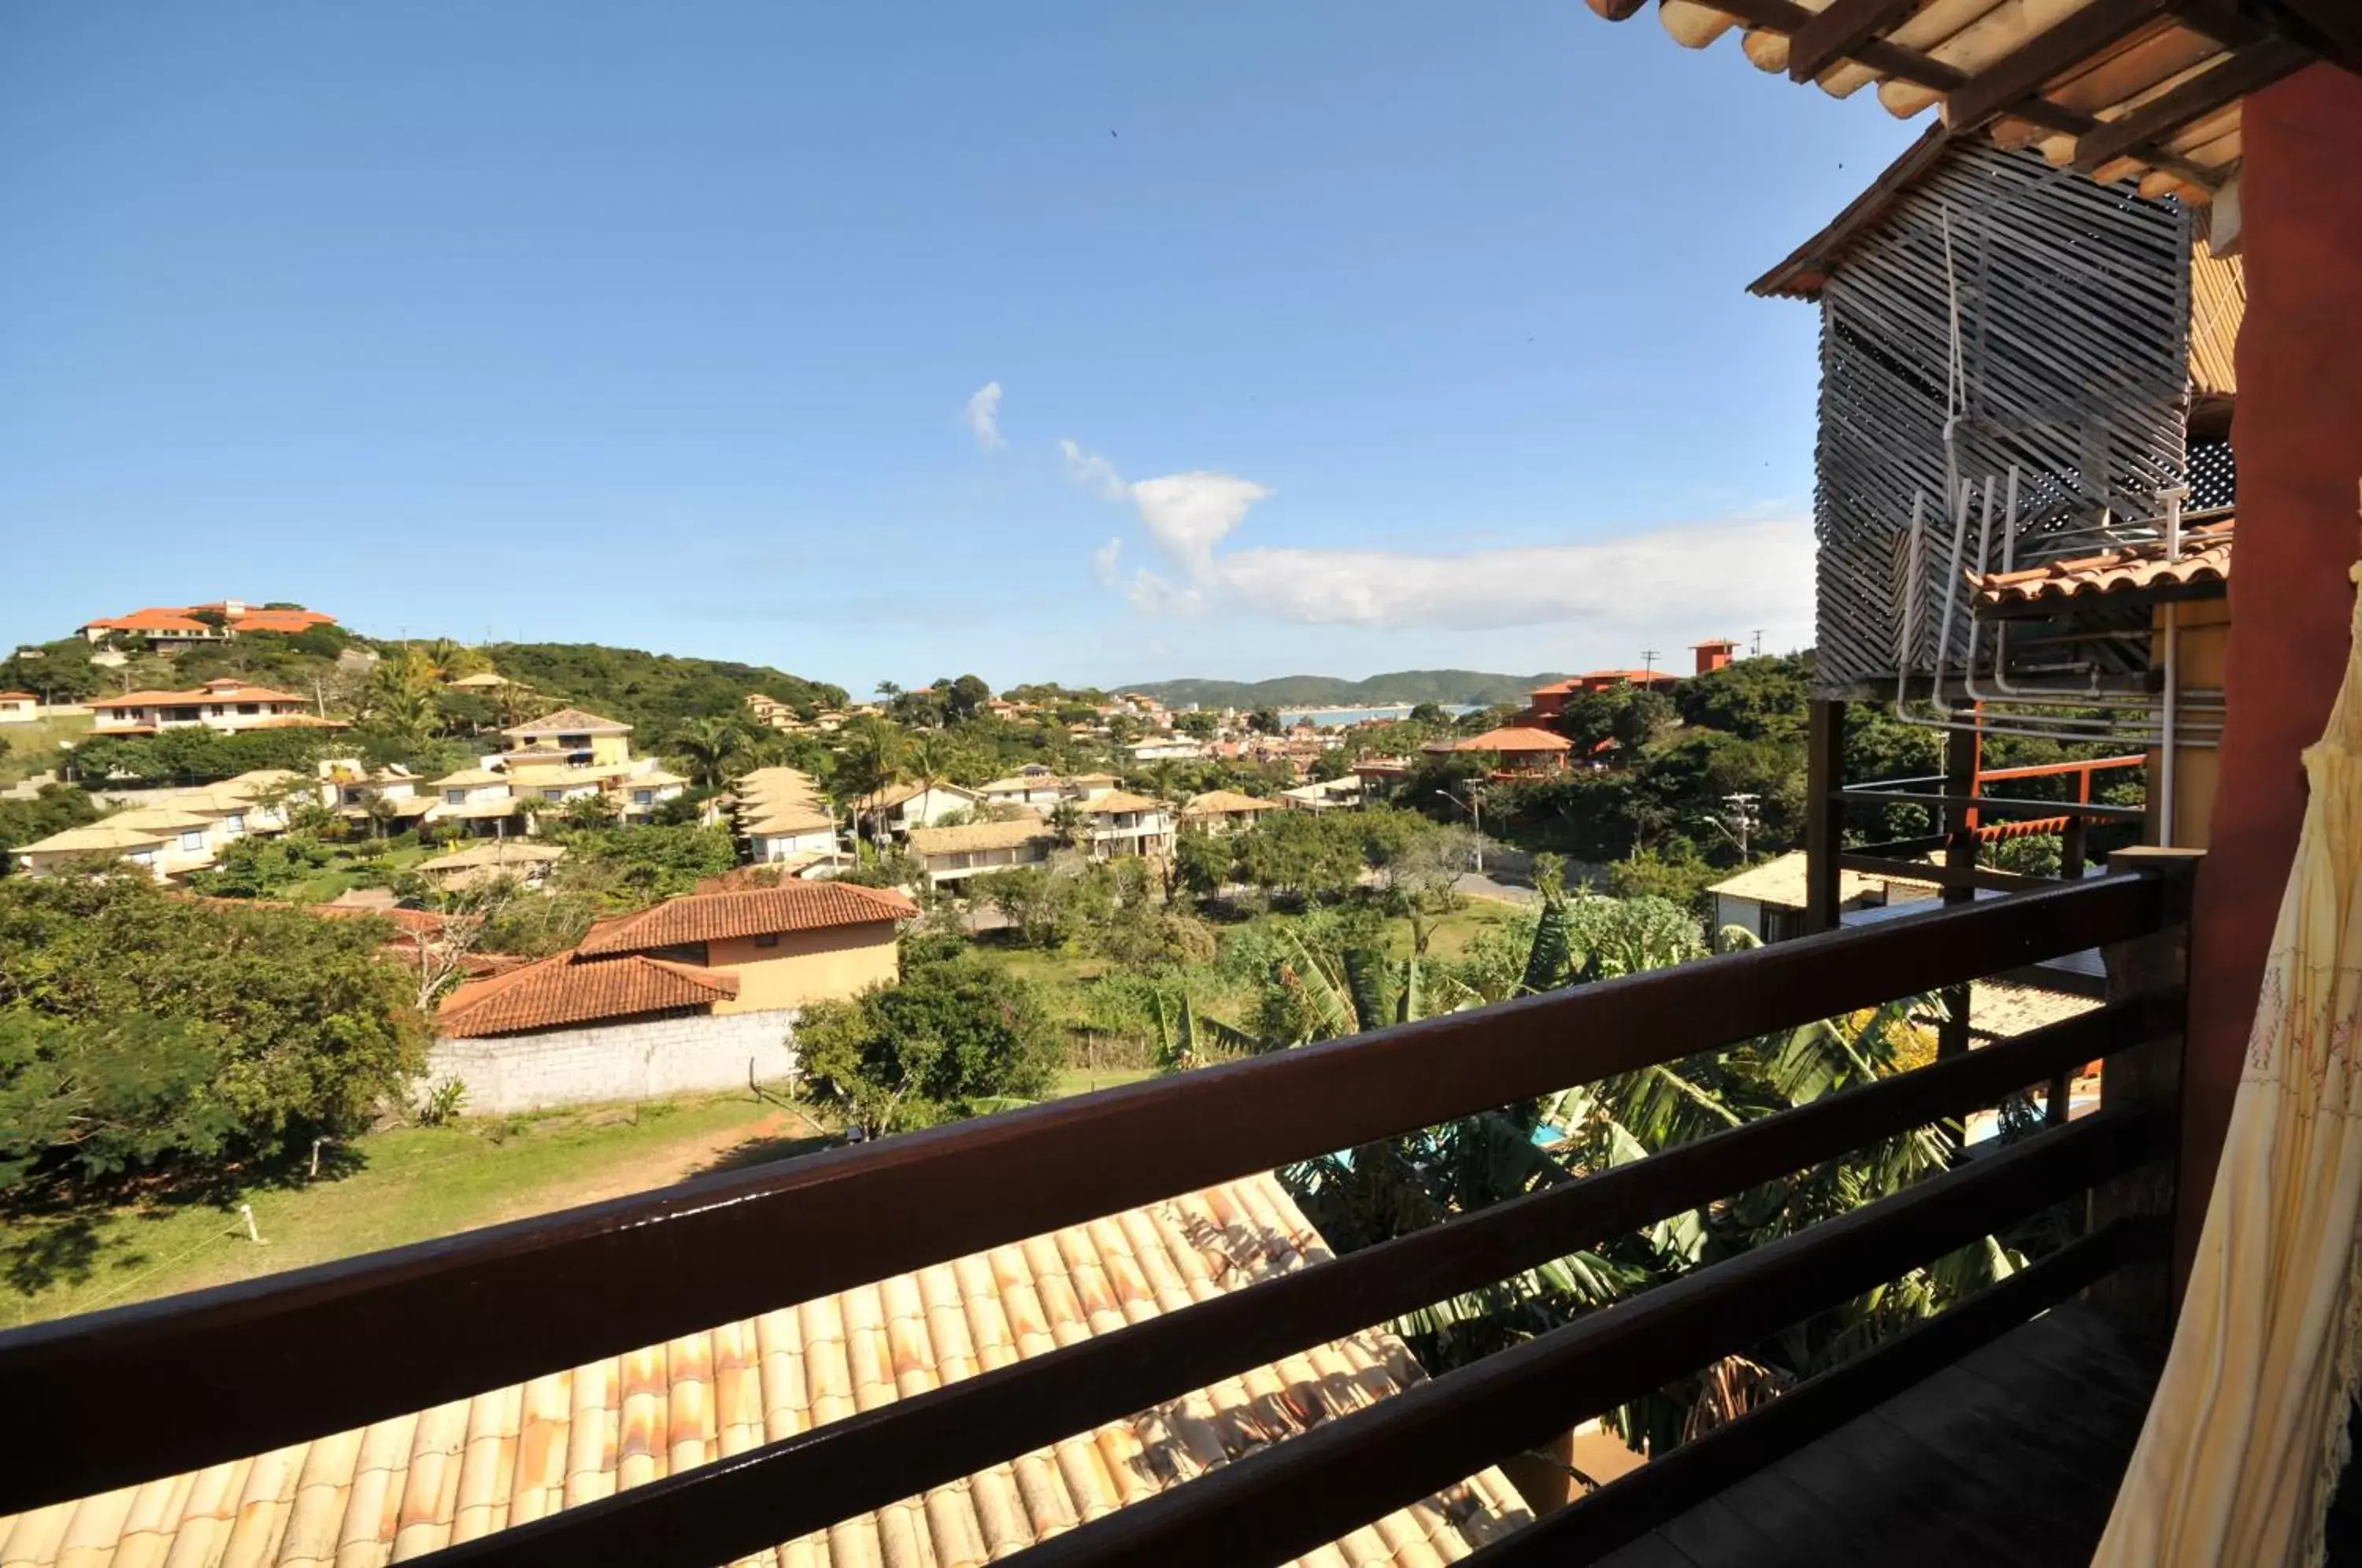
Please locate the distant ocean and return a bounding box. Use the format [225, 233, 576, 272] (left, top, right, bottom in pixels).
[1276, 703, 1481, 728]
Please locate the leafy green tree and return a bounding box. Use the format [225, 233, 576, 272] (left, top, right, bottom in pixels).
[1674, 656, 1812, 742]
[0, 1011, 237, 1191]
[1246, 708, 1283, 735]
[0, 785, 99, 875]
[942, 675, 992, 723]
[796, 954, 1058, 1135]
[185, 834, 331, 899]
[0, 873, 424, 1193]
[972, 864, 1080, 949]
[1173, 710, 1220, 739]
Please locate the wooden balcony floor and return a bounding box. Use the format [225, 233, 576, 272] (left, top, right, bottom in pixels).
[1598, 1300, 2164, 1566]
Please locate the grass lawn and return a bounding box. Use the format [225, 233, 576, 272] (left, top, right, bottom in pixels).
[1, 1090, 836, 1329]
[283, 840, 439, 903]
[0, 712, 94, 786]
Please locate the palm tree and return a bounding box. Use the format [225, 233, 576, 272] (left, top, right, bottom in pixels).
[835, 716, 905, 837]
[1205, 884, 1990, 1455]
[668, 716, 753, 791]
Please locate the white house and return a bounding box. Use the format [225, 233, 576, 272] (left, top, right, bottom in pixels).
[87, 679, 338, 737]
[0, 692, 37, 724]
[1079, 791, 1176, 859]
[867, 781, 983, 836]
[1128, 737, 1203, 763]
[1706, 852, 1939, 945]
[976, 767, 1069, 813]
[908, 815, 1061, 891]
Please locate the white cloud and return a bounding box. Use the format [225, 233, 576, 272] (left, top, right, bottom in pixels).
[963, 382, 1005, 449]
[1128, 472, 1272, 580]
[1059, 438, 1127, 501]
[1063, 435, 1807, 646]
[1211, 517, 1814, 631]
[1126, 567, 1206, 616]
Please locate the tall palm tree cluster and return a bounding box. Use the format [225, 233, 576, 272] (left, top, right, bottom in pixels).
[1162, 875, 2012, 1459]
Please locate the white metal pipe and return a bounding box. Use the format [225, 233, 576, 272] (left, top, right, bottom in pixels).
[2159, 489, 2184, 847]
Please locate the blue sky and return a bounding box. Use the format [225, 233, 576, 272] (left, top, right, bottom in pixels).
[0, 4, 1919, 691]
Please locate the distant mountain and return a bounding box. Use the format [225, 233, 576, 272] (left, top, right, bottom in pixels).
[1118, 670, 1565, 712]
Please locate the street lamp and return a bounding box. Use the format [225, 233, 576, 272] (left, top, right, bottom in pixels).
[1434, 786, 1486, 875]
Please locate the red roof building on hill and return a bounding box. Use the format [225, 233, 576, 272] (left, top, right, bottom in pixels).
[79, 601, 336, 645]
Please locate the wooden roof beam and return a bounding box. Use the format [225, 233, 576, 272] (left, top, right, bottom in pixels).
[2266, 0, 2362, 72]
[2075, 37, 2316, 170]
[1628, 0, 2222, 187]
[1788, 0, 1923, 82]
[1944, 0, 2185, 135]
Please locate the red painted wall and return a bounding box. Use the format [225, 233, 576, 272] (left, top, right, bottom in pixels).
[2178, 64, 2362, 1281]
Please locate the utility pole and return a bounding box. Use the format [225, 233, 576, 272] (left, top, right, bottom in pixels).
[1751, 628, 1764, 657]
[1640, 649, 1660, 682]
[1701, 791, 1761, 860]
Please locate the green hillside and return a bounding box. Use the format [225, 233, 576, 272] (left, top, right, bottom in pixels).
[485, 644, 846, 732]
[1120, 670, 1564, 711]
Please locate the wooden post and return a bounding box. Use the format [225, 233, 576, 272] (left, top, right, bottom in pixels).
[2090, 845, 2202, 1335]
[1804, 699, 1846, 934]
[1937, 716, 1980, 1078]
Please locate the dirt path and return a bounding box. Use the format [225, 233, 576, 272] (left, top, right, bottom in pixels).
[489, 1105, 833, 1224]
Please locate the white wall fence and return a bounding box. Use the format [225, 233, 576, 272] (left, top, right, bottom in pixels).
[425, 1007, 800, 1115]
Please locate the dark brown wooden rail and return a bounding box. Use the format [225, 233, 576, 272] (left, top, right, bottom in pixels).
[1460, 1219, 2153, 1565]
[0, 872, 2171, 1521]
[413, 997, 2175, 1568]
[997, 1107, 2168, 1567]
[0, 873, 2166, 1511]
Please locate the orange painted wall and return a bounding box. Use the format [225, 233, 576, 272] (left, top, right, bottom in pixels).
[2179, 63, 2362, 1281]
[708, 923, 900, 1014]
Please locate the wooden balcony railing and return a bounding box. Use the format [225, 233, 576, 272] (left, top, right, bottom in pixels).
[0, 862, 2194, 1566]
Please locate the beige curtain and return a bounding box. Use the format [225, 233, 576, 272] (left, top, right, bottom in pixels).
[2094, 566, 2362, 1568]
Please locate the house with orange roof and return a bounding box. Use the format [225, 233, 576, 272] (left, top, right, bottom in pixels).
[78, 600, 336, 647]
[0, 692, 36, 723]
[87, 679, 336, 737]
[425, 880, 916, 1112]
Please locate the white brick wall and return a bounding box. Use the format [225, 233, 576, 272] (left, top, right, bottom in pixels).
[425, 1007, 800, 1115]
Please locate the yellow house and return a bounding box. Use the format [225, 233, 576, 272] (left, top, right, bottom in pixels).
[501, 706, 635, 767]
[568, 881, 917, 1014]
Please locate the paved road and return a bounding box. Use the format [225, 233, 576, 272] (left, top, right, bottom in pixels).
[1455, 871, 1537, 906]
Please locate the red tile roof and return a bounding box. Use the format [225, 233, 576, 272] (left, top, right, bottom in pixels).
[230, 608, 337, 634]
[437, 953, 739, 1037]
[0, 692, 35, 701]
[1971, 520, 2233, 610]
[574, 882, 917, 957]
[90, 683, 309, 709]
[0, 1174, 1532, 1564]
[1454, 724, 1574, 753]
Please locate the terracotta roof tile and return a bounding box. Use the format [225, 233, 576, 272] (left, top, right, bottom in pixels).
[1182, 789, 1283, 815]
[572, 882, 916, 956]
[1453, 725, 1572, 753]
[0, 1176, 1538, 1566]
[89, 683, 308, 709]
[502, 707, 633, 738]
[909, 816, 1058, 857]
[1971, 519, 2234, 610]
[436, 953, 739, 1037]
[1083, 790, 1167, 815]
